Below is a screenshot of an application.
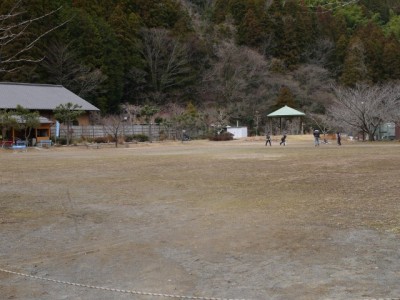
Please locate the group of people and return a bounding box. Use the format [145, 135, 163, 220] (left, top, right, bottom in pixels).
[265, 133, 286, 146]
[313, 129, 341, 146]
[265, 130, 342, 146]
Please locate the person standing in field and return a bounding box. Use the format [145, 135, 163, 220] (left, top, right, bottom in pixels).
[280, 133, 287, 146]
[313, 129, 320, 146]
[336, 131, 341, 146]
[265, 132, 272, 146]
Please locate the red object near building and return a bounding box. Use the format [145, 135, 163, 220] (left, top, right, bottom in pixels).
[396, 123, 400, 140]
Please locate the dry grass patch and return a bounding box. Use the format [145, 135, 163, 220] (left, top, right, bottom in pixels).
[1, 139, 400, 299]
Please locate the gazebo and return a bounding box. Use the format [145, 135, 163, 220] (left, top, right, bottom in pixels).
[267, 105, 306, 135]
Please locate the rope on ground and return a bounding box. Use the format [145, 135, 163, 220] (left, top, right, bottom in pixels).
[0, 267, 248, 300]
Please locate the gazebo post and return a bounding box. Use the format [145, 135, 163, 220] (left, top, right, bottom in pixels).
[299, 117, 303, 134]
[270, 118, 272, 135]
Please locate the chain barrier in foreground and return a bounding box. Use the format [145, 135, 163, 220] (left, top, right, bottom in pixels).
[2, 268, 400, 300]
[0, 267, 248, 300]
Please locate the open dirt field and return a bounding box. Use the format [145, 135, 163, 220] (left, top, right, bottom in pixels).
[1, 136, 400, 300]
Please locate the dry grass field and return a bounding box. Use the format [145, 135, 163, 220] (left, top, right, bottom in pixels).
[1, 136, 400, 300]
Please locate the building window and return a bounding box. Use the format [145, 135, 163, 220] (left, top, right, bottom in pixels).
[37, 129, 49, 137]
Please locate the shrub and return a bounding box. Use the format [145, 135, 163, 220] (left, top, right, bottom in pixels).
[158, 130, 168, 141]
[93, 136, 109, 143]
[208, 132, 234, 141]
[128, 134, 149, 142]
[124, 135, 134, 142]
[56, 137, 67, 145]
[78, 136, 94, 143]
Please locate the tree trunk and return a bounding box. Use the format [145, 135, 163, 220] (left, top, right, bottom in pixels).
[66, 123, 70, 145]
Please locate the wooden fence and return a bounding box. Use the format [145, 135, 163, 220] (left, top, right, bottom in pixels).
[50, 124, 165, 141]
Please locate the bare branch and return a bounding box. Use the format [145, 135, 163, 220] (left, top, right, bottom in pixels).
[0, 3, 70, 73]
[102, 115, 124, 148]
[328, 83, 400, 140]
[140, 28, 191, 102]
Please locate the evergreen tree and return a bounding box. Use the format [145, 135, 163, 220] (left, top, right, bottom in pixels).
[335, 34, 349, 60]
[271, 86, 296, 111]
[53, 102, 84, 145]
[237, 9, 264, 47]
[212, 0, 229, 23]
[281, 16, 301, 68]
[384, 13, 400, 39]
[340, 36, 369, 86]
[0, 110, 18, 140]
[382, 35, 400, 80]
[96, 17, 125, 112]
[356, 23, 386, 83]
[228, 0, 247, 25]
[15, 105, 40, 143]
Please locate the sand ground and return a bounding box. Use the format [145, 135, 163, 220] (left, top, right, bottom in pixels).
[1, 136, 399, 300]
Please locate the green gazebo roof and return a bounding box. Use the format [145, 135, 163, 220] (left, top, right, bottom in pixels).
[267, 105, 305, 117]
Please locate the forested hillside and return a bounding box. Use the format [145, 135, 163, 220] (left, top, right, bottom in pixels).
[1, 0, 399, 131]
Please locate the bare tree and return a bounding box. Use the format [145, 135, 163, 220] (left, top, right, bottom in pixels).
[140, 105, 159, 143]
[303, 38, 335, 67]
[308, 112, 335, 140]
[0, 1, 69, 73]
[328, 83, 400, 141]
[102, 115, 125, 148]
[293, 64, 333, 96]
[202, 42, 271, 118]
[120, 103, 142, 124]
[158, 103, 186, 139]
[140, 28, 191, 103]
[209, 108, 230, 135]
[41, 41, 78, 84]
[42, 42, 106, 97]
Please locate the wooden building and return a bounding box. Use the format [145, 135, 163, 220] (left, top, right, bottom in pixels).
[0, 82, 99, 144]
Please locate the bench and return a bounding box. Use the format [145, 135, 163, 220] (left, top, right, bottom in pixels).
[37, 140, 52, 147]
[12, 145, 27, 152]
[11, 140, 27, 152]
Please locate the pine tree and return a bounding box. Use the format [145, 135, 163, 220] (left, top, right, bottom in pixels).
[237, 9, 264, 47]
[357, 23, 385, 83]
[382, 35, 400, 80]
[271, 86, 296, 111]
[340, 36, 369, 86]
[53, 102, 84, 145]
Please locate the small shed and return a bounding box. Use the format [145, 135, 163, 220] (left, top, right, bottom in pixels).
[227, 126, 248, 138]
[267, 105, 306, 134]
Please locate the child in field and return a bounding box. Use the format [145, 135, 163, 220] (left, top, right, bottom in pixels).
[313, 129, 320, 146]
[265, 133, 271, 146]
[280, 133, 287, 146]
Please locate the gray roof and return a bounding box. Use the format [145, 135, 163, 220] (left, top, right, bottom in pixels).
[0, 82, 99, 111]
[267, 105, 305, 117]
[12, 115, 53, 124]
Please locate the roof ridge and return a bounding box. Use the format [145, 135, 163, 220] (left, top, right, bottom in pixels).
[0, 83, 100, 111]
[0, 82, 63, 87]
